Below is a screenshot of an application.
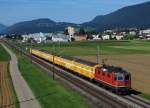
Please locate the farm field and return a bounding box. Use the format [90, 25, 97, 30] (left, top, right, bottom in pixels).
[18, 55, 93, 108]
[0, 44, 18, 108]
[21, 40, 150, 56]
[0, 62, 16, 108]
[21, 40, 150, 99]
[77, 54, 150, 95]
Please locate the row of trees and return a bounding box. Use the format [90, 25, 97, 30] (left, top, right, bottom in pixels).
[65, 27, 99, 35]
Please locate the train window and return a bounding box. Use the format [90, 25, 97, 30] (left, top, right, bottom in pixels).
[117, 74, 123, 80]
[118, 76, 123, 80]
[125, 74, 130, 80]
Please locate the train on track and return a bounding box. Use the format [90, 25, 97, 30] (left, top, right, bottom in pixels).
[31, 49, 131, 94]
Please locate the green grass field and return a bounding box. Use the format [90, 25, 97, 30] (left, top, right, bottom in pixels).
[20, 40, 150, 56]
[18, 56, 93, 108]
[0, 44, 10, 61]
[139, 93, 150, 100]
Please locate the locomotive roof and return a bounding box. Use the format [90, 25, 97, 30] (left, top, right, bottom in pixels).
[37, 49, 98, 66]
[102, 65, 129, 74]
[65, 56, 98, 66]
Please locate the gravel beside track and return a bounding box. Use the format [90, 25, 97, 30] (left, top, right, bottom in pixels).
[1, 44, 41, 108]
[0, 62, 15, 108]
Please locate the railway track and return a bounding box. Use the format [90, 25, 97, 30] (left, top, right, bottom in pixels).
[3, 40, 150, 108]
[124, 95, 150, 108]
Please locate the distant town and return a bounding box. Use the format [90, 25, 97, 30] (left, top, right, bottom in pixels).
[1, 26, 150, 43]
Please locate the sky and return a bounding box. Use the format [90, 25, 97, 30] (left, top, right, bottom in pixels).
[0, 0, 149, 25]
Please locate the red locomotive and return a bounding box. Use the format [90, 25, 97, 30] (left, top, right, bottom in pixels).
[95, 65, 131, 94]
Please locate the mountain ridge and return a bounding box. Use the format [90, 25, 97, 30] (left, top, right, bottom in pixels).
[2, 18, 77, 34]
[0, 24, 7, 32]
[83, 1, 150, 31]
[1, 1, 150, 34]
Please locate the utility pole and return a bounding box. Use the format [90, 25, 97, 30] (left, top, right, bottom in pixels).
[59, 41, 60, 49]
[52, 44, 55, 80]
[97, 45, 100, 64]
[30, 40, 32, 63]
[20, 42, 22, 55]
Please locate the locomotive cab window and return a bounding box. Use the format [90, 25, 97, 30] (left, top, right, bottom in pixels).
[125, 74, 130, 80]
[114, 75, 117, 80]
[115, 73, 123, 81]
[117, 74, 124, 80]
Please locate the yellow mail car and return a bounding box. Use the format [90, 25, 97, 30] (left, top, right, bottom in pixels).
[31, 49, 100, 79]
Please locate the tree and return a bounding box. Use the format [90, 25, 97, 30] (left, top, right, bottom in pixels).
[71, 37, 75, 42]
[64, 29, 69, 35]
[123, 35, 136, 40]
[27, 37, 35, 43]
[79, 28, 85, 35]
[86, 35, 93, 40]
[6, 35, 12, 39]
[16, 35, 23, 40]
[46, 36, 52, 40]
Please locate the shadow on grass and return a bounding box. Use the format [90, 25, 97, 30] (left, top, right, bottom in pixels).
[130, 89, 141, 95]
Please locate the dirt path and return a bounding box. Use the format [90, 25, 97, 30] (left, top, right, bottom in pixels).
[76, 54, 150, 94]
[0, 62, 16, 108]
[1, 44, 41, 108]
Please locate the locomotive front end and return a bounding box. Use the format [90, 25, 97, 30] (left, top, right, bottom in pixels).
[114, 69, 131, 94]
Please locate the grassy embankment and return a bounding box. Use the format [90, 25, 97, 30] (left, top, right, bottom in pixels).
[0, 44, 10, 61]
[17, 55, 93, 108]
[0, 44, 19, 108]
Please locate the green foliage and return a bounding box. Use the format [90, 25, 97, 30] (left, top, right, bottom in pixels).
[123, 35, 138, 40]
[6, 35, 23, 40]
[79, 28, 86, 35]
[71, 37, 75, 42]
[27, 37, 35, 43]
[0, 44, 10, 61]
[18, 56, 93, 108]
[64, 29, 69, 35]
[139, 93, 150, 100]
